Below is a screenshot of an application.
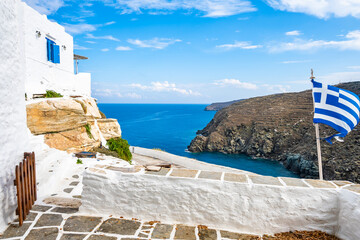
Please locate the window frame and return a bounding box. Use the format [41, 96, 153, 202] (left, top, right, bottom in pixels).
[46, 38, 60, 64]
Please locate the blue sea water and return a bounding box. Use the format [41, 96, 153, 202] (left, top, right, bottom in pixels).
[98, 104, 298, 178]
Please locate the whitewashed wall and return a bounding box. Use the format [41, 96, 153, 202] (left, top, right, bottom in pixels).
[336, 190, 360, 240]
[82, 171, 340, 236]
[0, 0, 29, 233]
[20, 2, 91, 98]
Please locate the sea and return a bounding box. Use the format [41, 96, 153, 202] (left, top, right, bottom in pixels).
[98, 104, 299, 178]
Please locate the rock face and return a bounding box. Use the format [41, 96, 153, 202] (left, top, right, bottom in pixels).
[27, 97, 121, 152]
[27, 98, 101, 134]
[97, 119, 122, 140]
[205, 99, 243, 111]
[188, 82, 360, 183]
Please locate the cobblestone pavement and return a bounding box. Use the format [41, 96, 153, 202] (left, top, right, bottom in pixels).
[0, 204, 263, 240]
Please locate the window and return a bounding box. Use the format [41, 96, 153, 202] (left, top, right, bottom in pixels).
[46, 38, 60, 64]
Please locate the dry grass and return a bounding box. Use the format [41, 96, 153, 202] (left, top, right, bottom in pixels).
[263, 231, 341, 240]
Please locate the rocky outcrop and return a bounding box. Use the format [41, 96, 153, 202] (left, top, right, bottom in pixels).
[27, 98, 101, 134]
[27, 97, 121, 152]
[97, 119, 122, 140]
[189, 82, 360, 183]
[205, 99, 243, 111]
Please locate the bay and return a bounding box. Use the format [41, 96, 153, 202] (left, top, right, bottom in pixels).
[98, 103, 298, 178]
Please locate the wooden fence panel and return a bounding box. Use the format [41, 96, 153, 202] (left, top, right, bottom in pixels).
[14, 152, 36, 226]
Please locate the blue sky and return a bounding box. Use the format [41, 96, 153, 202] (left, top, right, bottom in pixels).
[25, 0, 360, 103]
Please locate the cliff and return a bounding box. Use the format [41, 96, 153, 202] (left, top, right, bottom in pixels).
[26, 97, 121, 152]
[205, 99, 243, 111]
[188, 82, 360, 183]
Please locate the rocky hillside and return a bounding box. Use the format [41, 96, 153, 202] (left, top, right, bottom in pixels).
[189, 82, 360, 183]
[205, 99, 243, 111]
[27, 97, 121, 152]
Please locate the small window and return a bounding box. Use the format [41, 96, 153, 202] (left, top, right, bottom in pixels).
[46, 38, 60, 64]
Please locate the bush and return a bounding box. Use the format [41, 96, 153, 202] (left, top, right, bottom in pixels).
[107, 138, 132, 163]
[46, 90, 63, 98]
[84, 123, 93, 139]
[76, 159, 83, 164]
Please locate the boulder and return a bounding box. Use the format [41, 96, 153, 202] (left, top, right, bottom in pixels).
[27, 98, 101, 135]
[44, 118, 122, 153]
[97, 119, 122, 140]
[27, 97, 122, 153]
[74, 98, 101, 119]
[44, 125, 100, 153]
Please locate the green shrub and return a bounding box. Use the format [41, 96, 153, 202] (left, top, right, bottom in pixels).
[76, 159, 83, 164]
[84, 123, 93, 139]
[46, 90, 63, 98]
[107, 138, 132, 163]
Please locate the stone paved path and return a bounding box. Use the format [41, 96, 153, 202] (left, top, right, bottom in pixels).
[0, 204, 263, 240]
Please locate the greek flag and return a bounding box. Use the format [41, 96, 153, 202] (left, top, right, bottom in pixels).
[312, 79, 360, 144]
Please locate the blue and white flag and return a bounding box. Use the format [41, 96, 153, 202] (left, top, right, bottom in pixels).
[312, 79, 360, 144]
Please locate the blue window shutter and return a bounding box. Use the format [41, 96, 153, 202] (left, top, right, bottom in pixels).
[46, 39, 52, 61]
[53, 45, 60, 64]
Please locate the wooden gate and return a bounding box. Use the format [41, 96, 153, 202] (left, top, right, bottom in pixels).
[14, 152, 37, 226]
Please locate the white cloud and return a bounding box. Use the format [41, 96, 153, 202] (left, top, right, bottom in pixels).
[282, 60, 310, 64]
[216, 41, 262, 50]
[63, 23, 97, 35]
[317, 71, 360, 85]
[23, 0, 64, 15]
[104, 21, 116, 25]
[93, 89, 142, 99]
[86, 41, 96, 44]
[116, 46, 132, 51]
[130, 81, 201, 96]
[270, 30, 360, 52]
[128, 38, 181, 49]
[99, 0, 256, 17]
[80, 3, 93, 8]
[101, 48, 110, 52]
[94, 89, 113, 97]
[126, 93, 142, 99]
[347, 66, 360, 70]
[266, 0, 360, 19]
[86, 33, 120, 41]
[74, 44, 89, 50]
[214, 79, 258, 90]
[285, 30, 301, 36]
[262, 84, 291, 93]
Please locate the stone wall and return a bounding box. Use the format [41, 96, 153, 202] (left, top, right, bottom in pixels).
[81, 165, 360, 238]
[0, 0, 29, 232]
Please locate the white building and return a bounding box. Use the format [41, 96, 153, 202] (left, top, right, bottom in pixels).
[0, 0, 92, 232]
[0, 0, 29, 233]
[19, 1, 91, 98]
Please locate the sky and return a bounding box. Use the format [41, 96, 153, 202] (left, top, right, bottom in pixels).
[24, 0, 360, 103]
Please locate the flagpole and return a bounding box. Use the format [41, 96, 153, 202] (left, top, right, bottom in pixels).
[314, 123, 323, 180]
[311, 69, 324, 180]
